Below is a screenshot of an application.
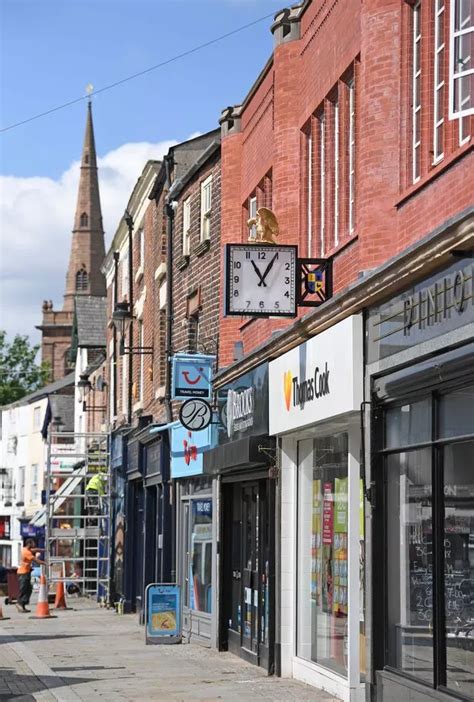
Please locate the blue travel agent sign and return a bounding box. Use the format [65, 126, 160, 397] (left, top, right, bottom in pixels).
[171, 353, 215, 401]
[171, 422, 214, 479]
[145, 584, 181, 645]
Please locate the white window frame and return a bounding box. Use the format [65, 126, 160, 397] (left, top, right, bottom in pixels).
[248, 195, 257, 242]
[348, 80, 355, 234]
[200, 175, 212, 242]
[433, 0, 446, 163]
[138, 227, 144, 268]
[412, 1, 422, 182]
[319, 114, 326, 256]
[307, 127, 313, 256]
[122, 354, 128, 415]
[449, 0, 474, 119]
[33, 406, 41, 430]
[31, 464, 39, 503]
[139, 321, 144, 402]
[121, 247, 129, 301]
[334, 99, 339, 247]
[182, 197, 191, 256]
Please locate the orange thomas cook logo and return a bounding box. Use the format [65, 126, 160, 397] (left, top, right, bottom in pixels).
[283, 362, 330, 411]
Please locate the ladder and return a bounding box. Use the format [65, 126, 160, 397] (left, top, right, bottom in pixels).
[45, 430, 111, 603]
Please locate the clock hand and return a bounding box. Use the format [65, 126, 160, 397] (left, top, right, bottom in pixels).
[258, 254, 278, 287]
[250, 260, 267, 287]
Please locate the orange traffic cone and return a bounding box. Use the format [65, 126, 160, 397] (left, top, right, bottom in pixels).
[29, 573, 57, 619]
[54, 581, 69, 610]
[0, 600, 10, 620]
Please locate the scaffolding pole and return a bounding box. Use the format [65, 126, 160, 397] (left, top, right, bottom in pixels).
[45, 430, 111, 603]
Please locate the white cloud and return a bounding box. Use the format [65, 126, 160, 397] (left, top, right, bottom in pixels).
[0, 139, 176, 344]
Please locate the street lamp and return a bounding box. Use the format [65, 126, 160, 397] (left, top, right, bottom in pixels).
[76, 374, 107, 412]
[111, 301, 133, 355]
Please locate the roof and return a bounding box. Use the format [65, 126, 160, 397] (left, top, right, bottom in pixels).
[74, 296, 107, 348]
[5, 371, 76, 409]
[168, 139, 221, 201]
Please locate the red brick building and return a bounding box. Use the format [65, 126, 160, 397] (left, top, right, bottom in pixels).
[218, 0, 473, 367]
[213, 2, 473, 701]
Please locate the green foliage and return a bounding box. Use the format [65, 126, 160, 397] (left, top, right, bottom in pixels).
[0, 331, 50, 406]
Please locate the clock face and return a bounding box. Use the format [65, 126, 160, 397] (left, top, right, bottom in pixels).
[225, 244, 297, 317]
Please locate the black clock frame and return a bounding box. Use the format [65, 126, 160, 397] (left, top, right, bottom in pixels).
[224, 243, 298, 318]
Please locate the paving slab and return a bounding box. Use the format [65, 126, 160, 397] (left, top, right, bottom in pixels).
[0, 597, 339, 701]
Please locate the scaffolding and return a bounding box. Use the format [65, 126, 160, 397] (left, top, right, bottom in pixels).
[44, 430, 111, 602]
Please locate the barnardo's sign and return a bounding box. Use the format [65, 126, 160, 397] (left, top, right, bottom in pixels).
[269, 315, 363, 435]
[218, 363, 268, 443]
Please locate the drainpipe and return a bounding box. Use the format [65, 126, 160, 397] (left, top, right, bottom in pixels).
[163, 153, 176, 582]
[125, 211, 134, 426]
[113, 252, 119, 419]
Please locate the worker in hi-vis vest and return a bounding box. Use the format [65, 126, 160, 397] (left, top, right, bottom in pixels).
[85, 470, 106, 515]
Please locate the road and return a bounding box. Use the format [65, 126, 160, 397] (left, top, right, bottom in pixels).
[0, 597, 337, 701]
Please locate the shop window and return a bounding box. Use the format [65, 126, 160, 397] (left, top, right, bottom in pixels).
[297, 432, 349, 676]
[380, 384, 474, 696]
[189, 498, 212, 613]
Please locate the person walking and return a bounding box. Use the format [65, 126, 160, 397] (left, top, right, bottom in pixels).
[16, 539, 46, 613]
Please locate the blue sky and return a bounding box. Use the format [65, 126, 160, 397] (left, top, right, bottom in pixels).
[1, 0, 283, 178]
[0, 0, 284, 342]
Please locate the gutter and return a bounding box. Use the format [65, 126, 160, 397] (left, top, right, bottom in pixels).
[214, 207, 474, 388]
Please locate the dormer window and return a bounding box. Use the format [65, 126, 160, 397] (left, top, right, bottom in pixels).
[80, 212, 88, 227]
[76, 268, 88, 291]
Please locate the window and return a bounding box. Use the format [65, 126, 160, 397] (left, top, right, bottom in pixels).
[412, 2, 422, 181]
[449, 0, 474, 119]
[80, 212, 88, 227]
[434, 0, 446, 163]
[297, 433, 350, 676]
[188, 498, 213, 613]
[182, 197, 191, 256]
[121, 248, 129, 300]
[138, 227, 144, 268]
[333, 99, 340, 247]
[138, 321, 144, 402]
[33, 406, 41, 430]
[381, 386, 474, 696]
[248, 195, 257, 242]
[319, 114, 326, 255]
[121, 354, 128, 415]
[75, 268, 88, 291]
[16, 466, 25, 504]
[31, 464, 39, 503]
[307, 128, 313, 255]
[348, 80, 355, 234]
[200, 175, 212, 241]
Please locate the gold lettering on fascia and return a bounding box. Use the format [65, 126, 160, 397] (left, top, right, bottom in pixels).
[372, 264, 473, 344]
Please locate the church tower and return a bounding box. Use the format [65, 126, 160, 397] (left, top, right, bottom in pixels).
[37, 101, 106, 381]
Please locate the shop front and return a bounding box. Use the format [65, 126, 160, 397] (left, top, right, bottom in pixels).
[204, 362, 276, 672]
[110, 430, 126, 605]
[269, 314, 365, 702]
[171, 422, 216, 646]
[123, 421, 172, 618]
[367, 255, 474, 702]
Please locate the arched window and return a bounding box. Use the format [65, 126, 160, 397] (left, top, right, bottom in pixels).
[84, 154, 89, 164]
[76, 268, 88, 291]
[80, 212, 88, 227]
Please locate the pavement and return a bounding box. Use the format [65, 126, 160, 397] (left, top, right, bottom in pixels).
[0, 597, 338, 701]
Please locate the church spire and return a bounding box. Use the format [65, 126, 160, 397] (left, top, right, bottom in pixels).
[63, 100, 106, 311]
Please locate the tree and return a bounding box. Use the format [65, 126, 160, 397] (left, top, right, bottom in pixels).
[0, 331, 50, 406]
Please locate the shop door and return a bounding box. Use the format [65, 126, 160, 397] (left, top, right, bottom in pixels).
[132, 484, 145, 614]
[225, 480, 273, 671]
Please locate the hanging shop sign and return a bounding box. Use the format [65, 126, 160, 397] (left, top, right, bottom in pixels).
[218, 362, 269, 443]
[171, 422, 215, 479]
[145, 583, 181, 645]
[269, 315, 363, 435]
[179, 399, 213, 432]
[367, 257, 474, 363]
[171, 353, 215, 401]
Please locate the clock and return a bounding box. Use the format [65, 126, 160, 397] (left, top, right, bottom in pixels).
[225, 244, 297, 317]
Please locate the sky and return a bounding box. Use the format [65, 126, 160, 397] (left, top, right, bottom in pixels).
[0, 0, 284, 345]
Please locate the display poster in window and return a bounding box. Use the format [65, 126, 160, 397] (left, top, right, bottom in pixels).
[333, 477, 348, 616]
[322, 482, 333, 545]
[145, 584, 181, 645]
[311, 480, 322, 604]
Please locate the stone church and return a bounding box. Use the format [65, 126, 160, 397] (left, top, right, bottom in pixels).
[37, 102, 106, 381]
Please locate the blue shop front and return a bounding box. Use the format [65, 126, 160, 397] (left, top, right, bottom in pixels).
[122, 419, 172, 616]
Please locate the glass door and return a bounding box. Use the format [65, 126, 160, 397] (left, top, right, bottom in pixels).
[242, 484, 259, 654]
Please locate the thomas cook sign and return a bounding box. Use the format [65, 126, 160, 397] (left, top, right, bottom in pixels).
[270, 315, 363, 435]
